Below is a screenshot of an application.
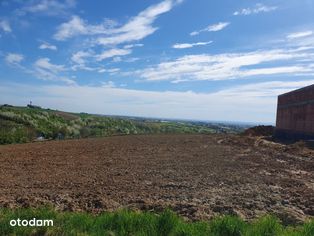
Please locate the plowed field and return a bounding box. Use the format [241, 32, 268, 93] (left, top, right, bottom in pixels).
[0, 134, 313, 223]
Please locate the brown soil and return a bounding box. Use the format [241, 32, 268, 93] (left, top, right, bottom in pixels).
[243, 125, 275, 137]
[0, 134, 313, 223]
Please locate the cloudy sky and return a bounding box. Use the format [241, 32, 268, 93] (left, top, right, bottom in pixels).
[1, 0, 314, 123]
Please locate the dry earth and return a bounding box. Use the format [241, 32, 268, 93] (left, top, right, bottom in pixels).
[0, 134, 313, 224]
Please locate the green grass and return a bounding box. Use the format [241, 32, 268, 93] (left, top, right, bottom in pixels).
[0, 208, 313, 236]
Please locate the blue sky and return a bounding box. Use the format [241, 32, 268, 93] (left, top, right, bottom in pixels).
[1, 0, 314, 123]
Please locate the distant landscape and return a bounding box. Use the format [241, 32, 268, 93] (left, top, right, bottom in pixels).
[0, 104, 249, 145]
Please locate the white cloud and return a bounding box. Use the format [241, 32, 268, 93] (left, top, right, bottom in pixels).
[214, 80, 314, 98]
[70, 50, 127, 71]
[5, 53, 24, 65]
[124, 43, 144, 49]
[2, 79, 314, 123]
[172, 41, 212, 49]
[3, 54, 55, 82]
[287, 31, 313, 39]
[54, 0, 181, 44]
[98, 68, 106, 73]
[70, 50, 114, 72]
[98, 68, 120, 73]
[39, 42, 57, 50]
[33, 58, 74, 84]
[206, 22, 230, 32]
[54, 15, 91, 40]
[71, 48, 132, 73]
[112, 56, 140, 63]
[124, 57, 140, 63]
[71, 51, 92, 65]
[53, 15, 117, 40]
[190, 22, 229, 36]
[96, 0, 182, 45]
[34, 58, 65, 73]
[20, 0, 76, 16]
[233, 3, 277, 16]
[0, 20, 11, 33]
[96, 48, 131, 61]
[112, 57, 122, 62]
[134, 47, 314, 82]
[101, 81, 116, 88]
[107, 68, 120, 73]
[52, 0, 181, 66]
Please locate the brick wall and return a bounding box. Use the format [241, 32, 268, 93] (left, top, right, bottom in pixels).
[276, 84, 314, 138]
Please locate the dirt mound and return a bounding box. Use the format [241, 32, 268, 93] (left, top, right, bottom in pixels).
[0, 134, 313, 223]
[243, 125, 275, 137]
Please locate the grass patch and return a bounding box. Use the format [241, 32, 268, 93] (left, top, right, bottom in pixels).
[0, 208, 313, 235]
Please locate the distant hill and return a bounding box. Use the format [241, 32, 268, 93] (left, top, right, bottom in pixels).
[0, 105, 247, 145]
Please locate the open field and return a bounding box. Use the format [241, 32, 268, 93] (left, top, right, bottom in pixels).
[0, 134, 313, 225]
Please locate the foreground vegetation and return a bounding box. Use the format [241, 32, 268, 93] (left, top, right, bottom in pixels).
[0, 208, 313, 236]
[0, 105, 246, 145]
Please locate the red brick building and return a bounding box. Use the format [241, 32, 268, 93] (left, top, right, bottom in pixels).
[276, 84, 314, 139]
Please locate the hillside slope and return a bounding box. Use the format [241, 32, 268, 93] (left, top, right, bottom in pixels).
[0, 105, 244, 144]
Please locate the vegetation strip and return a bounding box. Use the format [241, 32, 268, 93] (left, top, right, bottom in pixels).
[0, 105, 245, 145]
[0, 208, 313, 236]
